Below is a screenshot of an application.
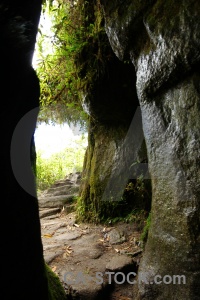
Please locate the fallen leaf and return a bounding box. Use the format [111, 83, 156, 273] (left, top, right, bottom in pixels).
[43, 233, 53, 238]
[74, 223, 79, 228]
[66, 245, 72, 250]
[66, 250, 72, 254]
[114, 248, 120, 253]
[51, 266, 57, 272]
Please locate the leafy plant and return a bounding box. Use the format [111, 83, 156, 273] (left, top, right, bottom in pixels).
[36, 135, 87, 191]
[36, 0, 86, 126]
[34, 0, 106, 127]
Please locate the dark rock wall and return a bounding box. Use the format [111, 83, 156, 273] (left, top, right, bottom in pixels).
[101, 0, 200, 299]
[0, 1, 50, 299]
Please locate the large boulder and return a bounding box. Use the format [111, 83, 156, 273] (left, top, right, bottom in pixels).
[101, 0, 200, 299]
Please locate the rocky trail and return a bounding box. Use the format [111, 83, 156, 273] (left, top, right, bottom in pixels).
[38, 173, 143, 300]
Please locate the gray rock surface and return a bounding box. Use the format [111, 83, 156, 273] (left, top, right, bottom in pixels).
[38, 173, 143, 299]
[101, 1, 200, 299]
[107, 229, 126, 245]
[40, 211, 142, 300]
[39, 208, 61, 218]
[106, 255, 133, 271]
[39, 195, 75, 208]
[55, 232, 82, 241]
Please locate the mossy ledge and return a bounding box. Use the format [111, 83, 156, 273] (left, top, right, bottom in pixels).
[46, 264, 68, 300]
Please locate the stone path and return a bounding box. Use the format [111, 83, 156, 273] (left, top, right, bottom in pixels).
[39, 172, 81, 216]
[38, 173, 143, 300]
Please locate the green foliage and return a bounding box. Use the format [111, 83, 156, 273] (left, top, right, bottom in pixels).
[35, 0, 107, 126]
[140, 212, 151, 244]
[76, 174, 151, 224]
[36, 0, 85, 125]
[124, 174, 151, 203]
[36, 135, 87, 191]
[125, 174, 146, 196]
[103, 209, 148, 227]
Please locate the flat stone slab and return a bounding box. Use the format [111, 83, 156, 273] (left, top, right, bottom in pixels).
[106, 254, 133, 271]
[61, 234, 104, 260]
[55, 232, 82, 241]
[39, 208, 61, 218]
[47, 185, 74, 196]
[38, 194, 75, 208]
[45, 184, 80, 196]
[53, 180, 73, 187]
[60, 265, 109, 300]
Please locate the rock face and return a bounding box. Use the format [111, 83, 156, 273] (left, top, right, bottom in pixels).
[79, 36, 150, 221]
[101, 0, 200, 299]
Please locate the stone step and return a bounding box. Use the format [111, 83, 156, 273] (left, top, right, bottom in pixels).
[66, 172, 82, 183]
[53, 179, 73, 187]
[38, 194, 77, 208]
[46, 184, 80, 196]
[39, 208, 61, 219]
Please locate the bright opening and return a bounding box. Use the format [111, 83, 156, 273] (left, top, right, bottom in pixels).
[32, 2, 88, 192]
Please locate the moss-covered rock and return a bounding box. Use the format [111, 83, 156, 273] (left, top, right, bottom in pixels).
[78, 117, 150, 222]
[77, 1, 151, 222]
[78, 122, 127, 221]
[46, 264, 68, 300]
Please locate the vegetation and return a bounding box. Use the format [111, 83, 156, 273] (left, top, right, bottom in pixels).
[36, 134, 87, 191]
[46, 263, 67, 300]
[77, 174, 151, 224]
[35, 0, 106, 127]
[140, 212, 151, 245]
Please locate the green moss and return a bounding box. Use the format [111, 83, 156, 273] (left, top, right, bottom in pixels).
[77, 117, 152, 223]
[77, 124, 127, 222]
[140, 212, 151, 245]
[46, 264, 67, 300]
